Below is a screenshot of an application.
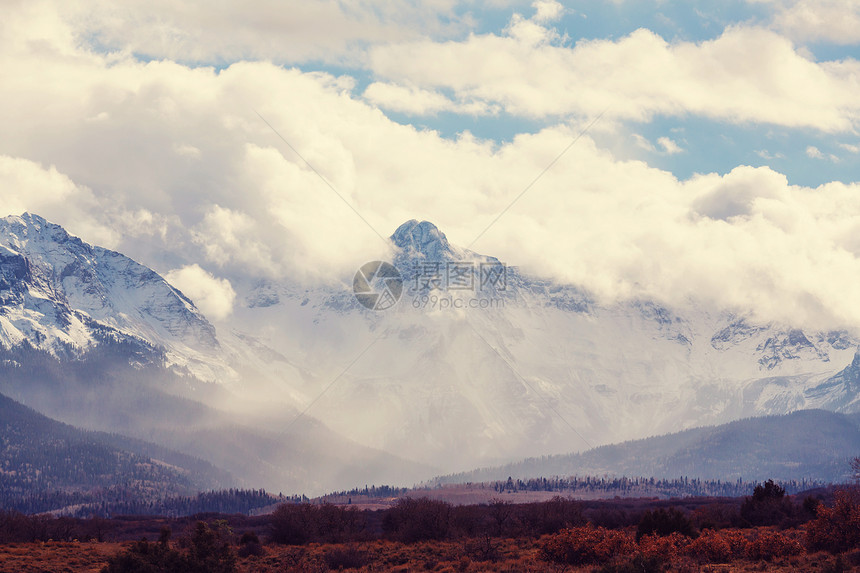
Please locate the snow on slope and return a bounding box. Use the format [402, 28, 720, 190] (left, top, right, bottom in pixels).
[226, 220, 860, 472]
[0, 213, 233, 382]
[0, 214, 856, 475]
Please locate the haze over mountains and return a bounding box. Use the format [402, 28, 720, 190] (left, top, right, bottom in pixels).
[0, 213, 858, 497]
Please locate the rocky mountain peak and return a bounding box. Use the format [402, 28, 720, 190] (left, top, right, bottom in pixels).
[390, 220, 452, 260]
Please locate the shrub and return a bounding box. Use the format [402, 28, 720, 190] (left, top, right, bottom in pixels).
[597, 554, 668, 573]
[521, 496, 586, 535]
[636, 507, 696, 541]
[692, 502, 742, 530]
[237, 531, 263, 558]
[539, 524, 635, 565]
[806, 488, 860, 553]
[745, 530, 803, 561]
[269, 504, 315, 545]
[638, 532, 688, 566]
[102, 538, 185, 573]
[269, 503, 364, 545]
[323, 545, 369, 570]
[587, 507, 633, 529]
[102, 522, 237, 573]
[463, 534, 500, 562]
[740, 480, 798, 527]
[685, 529, 737, 563]
[184, 521, 238, 573]
[382, 498, 452, 543]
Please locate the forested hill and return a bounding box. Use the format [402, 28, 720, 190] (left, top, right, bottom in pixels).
[0, 392, 233, 514]
[433, 409, 860, 486]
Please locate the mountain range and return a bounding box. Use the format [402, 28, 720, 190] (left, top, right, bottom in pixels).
[0, 213, 858, 497]
[225, 218, 860, 470]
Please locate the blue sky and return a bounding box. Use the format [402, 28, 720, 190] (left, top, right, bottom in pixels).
[330, 0, 860, 187]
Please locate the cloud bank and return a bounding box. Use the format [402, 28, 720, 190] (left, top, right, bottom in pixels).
[1, 1, 860, 330]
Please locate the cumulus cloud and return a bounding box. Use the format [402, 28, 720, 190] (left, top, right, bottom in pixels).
[691, 165, 785, 220]
[368, 23, 860, 131]
[532, 0, 564, 24]
[0, 156, 118, 247]
[3, 1, 860, 333]
[756, 0, 860, 44]
[164, 264, 237, 321]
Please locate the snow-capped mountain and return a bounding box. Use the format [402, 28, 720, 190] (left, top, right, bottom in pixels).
[229, 219, 860, 472]
[0, 213, 232, 381]
[0, 213, 857, 480]
[0, 213, 432, 495]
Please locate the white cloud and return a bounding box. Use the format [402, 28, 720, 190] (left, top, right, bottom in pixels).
[806, 145, 824, 158]
[755, 149, 785, 159]
[0, 156, 118, 247]
[806, 145, 839, 161]
[368, 24, 860, 132]
[756, 0, 860, 45]
[691, 165, 785, 220]
[363, 82, 499, 116]
[164, 264, 237, 321]
[3, 1, 860, 333]
[632, 134, 683, 155]
[532, 0, 564, 24]
[632, 133, 656, 152]
[657, 136, 683, 154]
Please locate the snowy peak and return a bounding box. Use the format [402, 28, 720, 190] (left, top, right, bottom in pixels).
[803, 348, 860, 412]
[391, 220, 453, 260]
[0, 213, 230, 381]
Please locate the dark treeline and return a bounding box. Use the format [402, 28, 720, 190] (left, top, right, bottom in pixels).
[3, 488, 289, 518]
[320, 484, 409, 500]
[0, 482, 841, 547]
[429, 475, 827, 498]
[83, 488, 291, 518]
[270, 486, 830, 545]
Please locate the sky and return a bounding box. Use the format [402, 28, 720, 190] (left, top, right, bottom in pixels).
[2, 0, 860, 329]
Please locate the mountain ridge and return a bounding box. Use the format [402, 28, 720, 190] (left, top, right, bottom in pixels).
[0, 212, 228, 381]
[429, 409, 860, 486]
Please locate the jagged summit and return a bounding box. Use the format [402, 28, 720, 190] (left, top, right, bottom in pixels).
[390, 220, 453, 260]
[0, 212, 229, 381]
[1, 212, 77, 248]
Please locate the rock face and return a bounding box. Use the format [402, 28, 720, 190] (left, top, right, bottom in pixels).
[0, 213, 227, 380]
[391, 219, 453, 259]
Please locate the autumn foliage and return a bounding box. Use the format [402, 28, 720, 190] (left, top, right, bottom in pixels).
[539, 524, 635, 565]
[806, 488, 860, 553]
[4, 481, 860, 572]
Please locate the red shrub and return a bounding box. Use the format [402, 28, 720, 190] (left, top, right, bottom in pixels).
[806, 489, 860, 554]
[539, 524, 635, 565]
[638, 531, 687, 562]
[745, 530, 803, 561]
[685, 529, 746, 563]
